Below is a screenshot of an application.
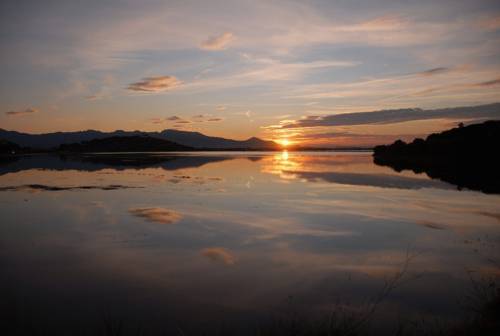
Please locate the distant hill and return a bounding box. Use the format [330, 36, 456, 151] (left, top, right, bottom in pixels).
[0, 139, 21, 154]
[0, 129, 120, 149]
[0, 128, 279, 150]
[59, 136, 192, 152]
[373, 120, 500, 193]
[157, 129, 278, 150]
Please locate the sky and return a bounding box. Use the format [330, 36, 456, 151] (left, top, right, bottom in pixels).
[1, 0, 500, 146]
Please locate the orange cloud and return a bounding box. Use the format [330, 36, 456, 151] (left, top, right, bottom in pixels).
[127, 76, 181, 92]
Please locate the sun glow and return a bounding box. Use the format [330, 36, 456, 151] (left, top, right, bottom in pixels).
[280, 139, 290, 147]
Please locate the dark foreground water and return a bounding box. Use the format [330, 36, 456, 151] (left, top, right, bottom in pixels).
[1, 152, 499, 335]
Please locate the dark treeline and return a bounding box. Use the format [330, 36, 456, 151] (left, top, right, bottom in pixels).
[373, 120, 500, 194]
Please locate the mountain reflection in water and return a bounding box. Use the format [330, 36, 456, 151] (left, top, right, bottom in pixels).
[0, 152, 499, 335]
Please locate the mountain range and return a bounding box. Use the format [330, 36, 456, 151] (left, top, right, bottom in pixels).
[59, 136, 192, 152]
[0, 128, 279, 150]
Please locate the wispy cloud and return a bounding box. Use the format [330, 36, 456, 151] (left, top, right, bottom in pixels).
[402, 77, 500, 98]
[478, 15, 500, 31]
[85, 94, 106, 101]
[200, 32, 234, 50]
[166, 116, 182, 121]
[181, 58, 359, 93]
[236, 58, 359, 81]
[417, 67, 451, 76]
[127, 76, 181, 92]
[192, 114, 224, 122]
[5, 108, 39, 116]
[152, 114, 223, 125]
[477, 78, 500, 87]
[200, 247, 236, 265]
[282, 64, 500, 108]
[174, 120, 191, 124]
[129, 207, 182, 224]
[339, 15, 409, 32]
[150, 115, 185, 124]
[150, 118, 164, 124]
[283, 132, 424, 147]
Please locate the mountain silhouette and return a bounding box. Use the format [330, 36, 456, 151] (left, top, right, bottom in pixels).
[157, 129, 279, 149]
[0, 128, 279, 150]
[373, 120, 500, 194]
[0, 139, 21, 154]
[58, 135, 192, 152]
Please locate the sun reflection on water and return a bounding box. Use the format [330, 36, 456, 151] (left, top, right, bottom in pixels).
[281, 150, 289, 161]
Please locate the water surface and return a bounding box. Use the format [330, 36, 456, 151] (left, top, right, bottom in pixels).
[1, 152, 499, 334]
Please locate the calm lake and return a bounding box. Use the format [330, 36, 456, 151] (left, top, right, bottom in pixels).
[1, 152, 499, 334]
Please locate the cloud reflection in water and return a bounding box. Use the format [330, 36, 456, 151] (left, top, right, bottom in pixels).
[129, 207, 182, 224]
[201, 247, 237, 265]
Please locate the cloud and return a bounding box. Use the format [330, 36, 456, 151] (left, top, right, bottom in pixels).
[200, 32, 234, 50]
[85, 93, 107, 100]
[236, 58, 359, 81]
[281, 103, 500, 128]
[166, 115, 182, 121]
[150, 115, 185, 124]
[200, 247, 236, 265]
[150, 118, 164, 124]
[397, 76, 500, 99]
[127, 76, 181, 92]
[340, 15, 409, 32]
[283, 64, 490, 103]
[5, 108, 39, 116]
[191, 115, 223, 122]
[478, 15, 500, 31]
[417, 67, 450, 76]
[290, 133, 420, 147]
[181, 58, 359, 93]
[477, 78, 500, 87]
[129, 207, 182, 224]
